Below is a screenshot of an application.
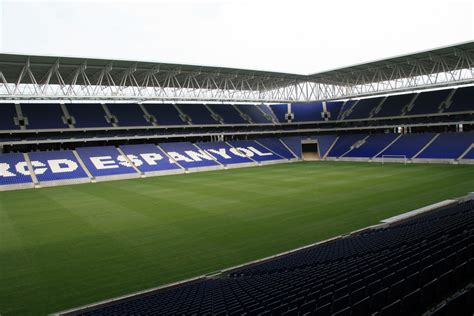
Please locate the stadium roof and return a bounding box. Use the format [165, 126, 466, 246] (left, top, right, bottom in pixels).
[0, 41, 473, 102]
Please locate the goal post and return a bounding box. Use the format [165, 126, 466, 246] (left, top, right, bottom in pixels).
[381, 155, 407, 164]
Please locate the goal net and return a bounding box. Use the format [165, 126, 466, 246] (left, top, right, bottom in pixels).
[381, 155, 407, 164]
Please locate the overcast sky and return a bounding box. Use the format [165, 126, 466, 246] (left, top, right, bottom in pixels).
[1, 0, 473, 75]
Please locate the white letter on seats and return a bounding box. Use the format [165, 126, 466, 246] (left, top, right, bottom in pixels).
[140, 153, 163, 166]
[15, 162, 30, 175]
[230, 147, 254, 157]
[248, 146, 273, 156]
[167, 151, 193, 162]
[90, 156, 118, 169]
[208, 148, 231, 159]
[31, 161, 47, 175]
[184, 150, 214, 161]
[117, 154, 143, 168]
[48, 159, 78, 173]
[0, 163, 15, 177]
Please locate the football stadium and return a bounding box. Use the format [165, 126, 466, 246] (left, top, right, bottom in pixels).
[1, 10, 474, 314]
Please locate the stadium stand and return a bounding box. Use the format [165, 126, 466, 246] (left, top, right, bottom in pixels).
[255, 138, 296, 159]
[143, 104, 186, 125]
[197, 141, 255, 165]
[227, 140, 285, 162]
[326, 101, 343, 120]
[158, 142, 220, 169]
[446, 86, 474, 113]
[269, 103, 289, 123]
[345, 97, 384, 120]
[462, 147, 474, 160]
[76, 146, 138, 177]
[376, 133, 436, 159]
[344, 134, 399, 158]
[256, 104, 278, 123]
[291, 102, 324, 122]
[176, 104, 220, 125]
[417, 132, 474, 159]
[21, 103, 68, 129]
[73, 199, 474, 315]
[234, 104, 273, 123]
[372, 93, 416, 118]
[106, 104, 150, 127]
[0, 153, 33, 185]
[408, 89, 450, 115]
[28, 150, 89, 182]
[66, 103, 111, 128]
[326, 134, 368, 158]
[119, 144, 182, 173]
[207, 104, 247, 124]
[0, 103, 19, 130]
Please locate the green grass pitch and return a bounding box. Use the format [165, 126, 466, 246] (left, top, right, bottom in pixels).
[1, 161, 474, 315]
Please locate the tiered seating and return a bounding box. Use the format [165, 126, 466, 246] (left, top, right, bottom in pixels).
[462, 147, 474, 160]
[106, 104, 150, 127]
[373, 93, 415, 118]
[326, 134, 367, 157]
[281, 136, 305, 157]
[227, 140, 284, 162]
[446, 86, 474, 113]
[197, 141, 254, 165]
[119, 144, 182, 173]
[76, 146, 138, 177]
[235, 104, 272, 124]
[207, 104, 247, 124]
[0, 153, 33, 185]
[159, 142, 219, 169]
[176, 104, 219, 125]
[337, 100, 357, 120]
[256, 104, 278, 123]
[326, 101, 343, 120]
[291, 102, 324, 122]
[345, 97, 384, 120]
[28, 150, 88, 182]
[66, 103, 111, 128]
[345, 134, 399, 158]
[0, 103, 19, 130]
[312, 135, 338, 158]
[377, 133, 436, 158]
[255, 138, 295, 159]
[280, 135, 337, 158]
[417, 132, 474, 159]
[79, 200, 474, 315]
[21, 103, 68, 129]
[269, 104, 288, 123]
[408, 90, 450, 115]
[144, 104, 185, 125]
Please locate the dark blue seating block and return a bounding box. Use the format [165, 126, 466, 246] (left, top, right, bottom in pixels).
[256, 138, 295, 159]
[235, 104, 272, 123]
[28, 150, 88, 181]
[144, 104, 185, 125]
[326, 134, 367, 157]
[0, 103, 19, 130]
[67, 103, 111, 128]
[345, 134, 398, 158]
[346, 97, 384, 120]
[462, 147, 474, 159]
[21, 103, 68, 129]
[377, 133, 435, 158]
[269, 103, 288, 122]
[177, 104, 219, 125]
[374, 93, 415, 118]
[208, 104, 247, 124]
[326, 101, 343, 120]
[107, 104, 149, 126]
[291, 102, 324, 122]
[447, 86, 474, 112]
[0, 153, 33, 185]
[408, 89, 450, 115]
[280, 136, 304, 157]
[418, 132, 474, 159]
